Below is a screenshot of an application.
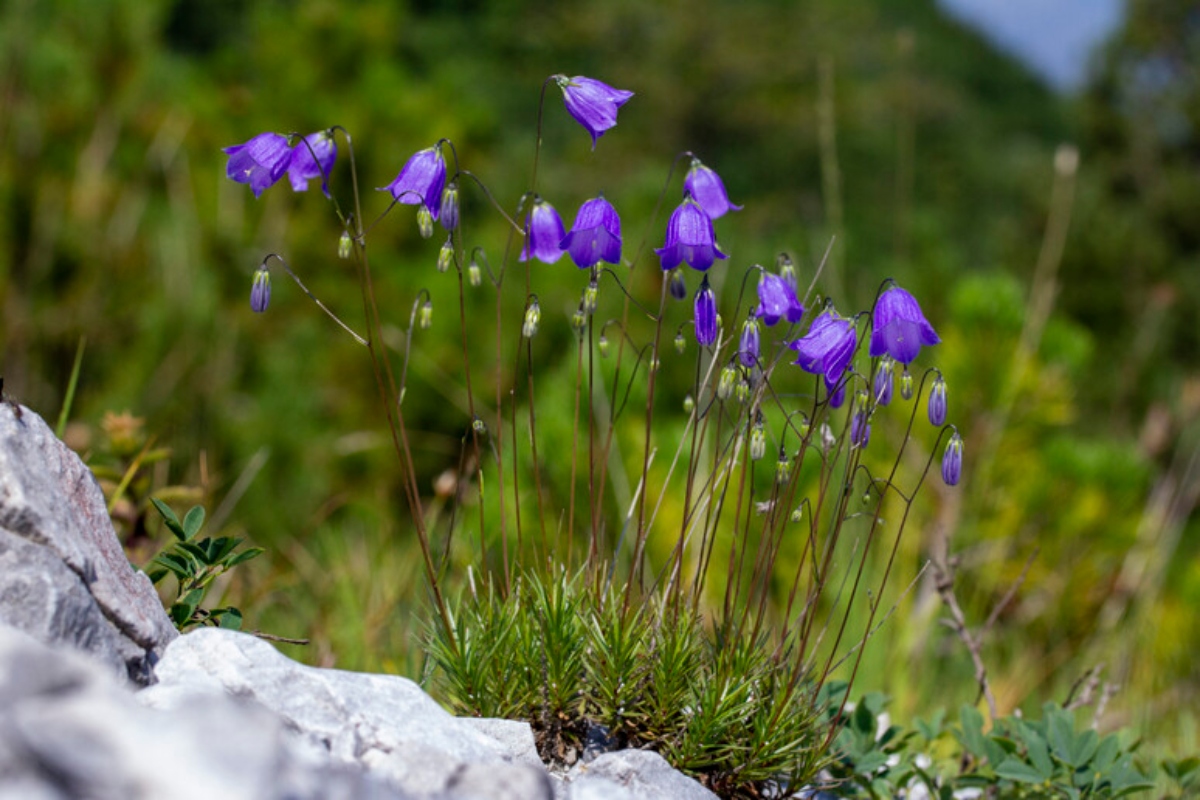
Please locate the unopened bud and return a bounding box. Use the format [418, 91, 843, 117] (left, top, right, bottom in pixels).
[417, 205, 434, 239]
[522, 298, 541, 338]
[571, 308, 587, 334]
[418, 299, 433, 329]
[790, 505, 804, 523]
[468, 257, 482, 287]
[668, 268, 687, 301]
[928, 374, 948, 426]
[873, 357, 894, 406]
[750, 417, 766, 461]
[717, 365, 738, 401]
[437, 239, 454, 273]
[583, 277, 599, 315]
[942, 431, 964, 487]
[250, 268, 271, 313]
[776, 252, 796, 288]
[338, 231, 353, 260]
[439, 182, 459, 232]
[598, 334, 610, 358]
[735, 377, 751, 404]
[776, 450, 792, 485]
[900, 367, 914, 401]
[797, 413, 811, 439]
[683, 393, 695, 414]
[472, 417, 487, 435]
[674, 332, 686, 355]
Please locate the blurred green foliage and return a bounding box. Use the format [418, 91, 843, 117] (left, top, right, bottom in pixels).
[1, 0, 1197, 766]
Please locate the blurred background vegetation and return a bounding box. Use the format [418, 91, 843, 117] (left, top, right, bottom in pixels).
[2, 0, 1197, 762]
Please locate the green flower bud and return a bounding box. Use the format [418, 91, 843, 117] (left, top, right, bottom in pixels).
[717, 365, 738, 401]
[571, 308, 587, 335]
[674, 331, 686, 355]
[750, 417, 766, 461]
[583, 276, 599, 315]
[437, 239, 454, 273]
[468, 257, 482, 287]
[683, 393, 695, 414]
[417, 205, 434, 239]
[522, 298, 541, 338]
[419, 299, 433, 329]
[900, 367, 914, 401]
[598, 334, 610, 358]
[338, 231, 353, 260]
[776, 450, 792, 485]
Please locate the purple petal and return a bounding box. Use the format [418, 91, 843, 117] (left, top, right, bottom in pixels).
[684, 159, 743, 219]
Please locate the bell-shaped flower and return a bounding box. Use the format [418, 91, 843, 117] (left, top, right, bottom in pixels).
[287, 130, 337, 197]
[555, 75, 634, 149]
[694, 276, 718, 347]
[873, 358, 894, 406]
[223, 133, 292, 198]
[684, 158, 743, 219]
[561, 195, 622, 268]
[379, 145, 447, 220]
[519, 197, 568, 264]
[655, 197, 727, 272]
[756, 272, 805, 326]
[789, 309, 857, 392]
[870, 284, 940, 365]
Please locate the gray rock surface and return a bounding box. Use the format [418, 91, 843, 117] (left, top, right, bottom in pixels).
[567, 749, 719, 800]
[0, 404, 175, 685]
[0, 622, 410, 800]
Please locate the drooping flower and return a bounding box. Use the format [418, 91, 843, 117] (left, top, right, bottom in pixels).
[738, 316, 761, 367]
[223, 133, 292, 198]
[756, 272, 805, 326]
[789, 309, 858, 391]
[287, 130, 337, 197]
[554, 75, 634, 149]
[684, 158, 743, 219]
[249, 267, 271, 313]
[873, 358, 894, 406]
[561, 195, 622, 268]
[519, 197, 568, 264]
[694, 276, 718, 347]
[828, 382, 847, 409]
[942, 432, 964, 486]
[928, 374, 948, 426]
[379, 145, 447, 220]
[851, 411, 871, 449]
[870, 284, 940, 365]
[656, 197, 726, 272]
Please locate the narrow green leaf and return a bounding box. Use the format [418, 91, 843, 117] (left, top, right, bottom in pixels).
[150, 497, 187, 541]
[224, 547, 265, 568]
[182, 505, 205, 541]
[209, 536, 243, 563]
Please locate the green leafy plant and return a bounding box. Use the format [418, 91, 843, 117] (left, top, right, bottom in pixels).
[146, 498, 263, 632]
[825, 694, 1156, 799]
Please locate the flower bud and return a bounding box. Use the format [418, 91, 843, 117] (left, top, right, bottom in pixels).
[417, 205, 434, 239]
[674, 331, 686, 355]
[797, 413, 811, 440]
[571, 308, 587, 334]
[776, 252, 796, 289]
[776, 450, 792, 485]
[900, 367, 914, 401]
[683, 393, 695, 415]
[439, 181, 459, 232]
[735, 377, 751, 404]
[598, 334, 610, 358]
[942, 431, 964, 486]
[649, 355, 661, 373]
[522, 298, 541, 338]
[928, 375, 948, 426]
[739, 316, 761, 368]
[419, 298, 433, 329]
[717, 365, 738, 400]
[851, 411, 871, 449]
[873, 357, 894, 406]
[250, 267, 271, 313]
[829, 382, 846, 409]
[437, 239, 454, 273]
[468, 257, 482, 287]
[583, 276, 599, 315]
[668, 268, 687, 301]
[750, 415, 766, 461]
[472, 417, 487, 435]
[790, 505, 804, 523]
[694, 277, 718, 347]
[338, 231, 353, 260]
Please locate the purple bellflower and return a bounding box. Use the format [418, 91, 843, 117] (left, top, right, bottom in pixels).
[287, 130, 337, 197]
[829, 382, 847, 409]
[655, 197, 727, 272]
[873, 358, 894, 406]
[519, 197, 568, 264]
[555, 75, 634, 149]
[684, 158, 743, 219]
[379, 145, 447, 220]
[694, 276, 718, 347]
[756, 272, 805, 326]
[561, 195, 622, 268]
[790, 309, 858, 393]
[870, 284, 940, 365]
[223, 133, 292, 199]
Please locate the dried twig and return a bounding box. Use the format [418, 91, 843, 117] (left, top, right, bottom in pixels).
[934, 556, 997, 720]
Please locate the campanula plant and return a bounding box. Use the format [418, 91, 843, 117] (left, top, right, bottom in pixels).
[226, 72, 963, 797]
